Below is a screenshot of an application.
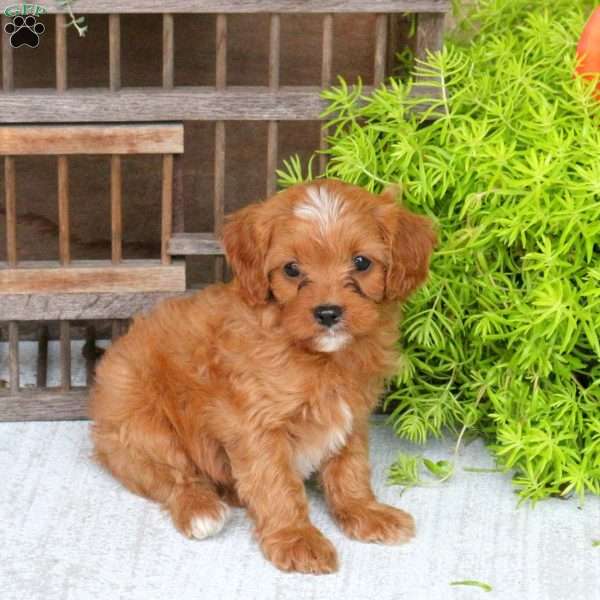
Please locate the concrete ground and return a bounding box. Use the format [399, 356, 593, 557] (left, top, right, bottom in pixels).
[1, 343, 600, 600]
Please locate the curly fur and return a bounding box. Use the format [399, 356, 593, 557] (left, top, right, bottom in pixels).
[90, 179, 436, 574]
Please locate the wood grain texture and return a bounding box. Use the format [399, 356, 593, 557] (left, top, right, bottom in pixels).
[4, 156, 16, 265]
[0, 125, 185, 155]
[57, 156, 70, 265]
[109, 14, 121, 91]
[320, 14, 334, 172]
[8, 321, 19, 393]
[163, 14, 174, 89]
[0, 88, 359, 122]
[161, 154, 174, 265]
[414, 12, 445, 59]
[55, 14, 67, 91]
[110, 155, 122, 263]
[1, 16, 13, 91]
[173, 153, 184, 234]
[0, 389, 89, 422]
[0, 291, 189, 321]
[168, 232, 223, 256]
[373, 14, 388, 86]
[215, 14, 227, 89]
[0, 260, 186, 294]
[266, 14, 280, 196]
[43, 0, 449, 13]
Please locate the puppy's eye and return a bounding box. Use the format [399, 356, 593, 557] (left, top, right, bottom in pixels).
[283, 262, 301, 278]
[353, 255, 371, 272]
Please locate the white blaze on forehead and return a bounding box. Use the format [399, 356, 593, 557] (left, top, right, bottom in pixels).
[293, 186, 345, 234]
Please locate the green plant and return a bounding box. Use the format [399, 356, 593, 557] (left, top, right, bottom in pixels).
[279, 0, 600, 503]
[58, 0, 87, 37]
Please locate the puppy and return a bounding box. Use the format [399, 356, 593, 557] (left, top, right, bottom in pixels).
[90, 179, 436, 574]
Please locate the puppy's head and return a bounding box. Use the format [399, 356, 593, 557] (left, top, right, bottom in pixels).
[222, 180, 436, 353]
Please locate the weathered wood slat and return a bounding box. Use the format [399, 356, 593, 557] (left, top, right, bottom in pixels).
[0, 88, 367, 122]
[58, 155, 70, 264]
[374, 14, 388, 86]
[161, 154, 174, 265]
[45, 0, 450, 14]
[163, 14, 175, 89]
[0, 125, 185, 155]
[56, 14, 67, 91]
[110, 155, 122, 262]
[1, 16, 13, 91]
[4, 156, 16, 265]
[109, 14, 121, 91]
[0, 260, 186, 294]
[168, 232, 223, 256]
[43, 1, 449, 14]
[214, 14, 227, 282]
[415, 12, 445, 60]
[266, 14, 280, 197]
[0, 291, 189, 321]
[0, 390, 89, 422]
[319, 14, 333, 172]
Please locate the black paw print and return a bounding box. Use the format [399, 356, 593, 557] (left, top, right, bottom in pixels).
[5, 15, 45, 48]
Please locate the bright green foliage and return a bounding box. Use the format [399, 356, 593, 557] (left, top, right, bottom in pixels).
[279, 0, 600, 502]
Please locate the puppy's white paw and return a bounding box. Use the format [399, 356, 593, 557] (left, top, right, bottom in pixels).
[189, 502, 231, 540]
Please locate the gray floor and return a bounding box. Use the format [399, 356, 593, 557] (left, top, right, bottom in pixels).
[2, 418, 600, 600]
[1, 344, 600, 599]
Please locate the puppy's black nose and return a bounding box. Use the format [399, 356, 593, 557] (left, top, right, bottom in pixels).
[313, 305, 343, 328]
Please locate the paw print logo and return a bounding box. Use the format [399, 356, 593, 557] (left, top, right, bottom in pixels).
[5, 15, 45, 48]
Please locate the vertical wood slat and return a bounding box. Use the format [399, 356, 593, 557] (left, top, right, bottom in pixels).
[319, 14, 333, 173]
[109, 15, 122, 336]
[110, 155, 122, 263]
[56, 17, 71, 391]
[373, 14, 388, 86]
[56, 14, 67, 91]
[266, 14, 280, 197]
[5, 156, 16, 265]
[8, 321, 19, 392]
[163, 14, 174, 89]
[58, 156, 70, 264]
[414, 12, 445, 60]
[1, 16, 14, 91]
[161, 154, 174, 265]
[36, 325, 49, 388]
[109, 14, 121, 91]
[214, 14, 227, 281]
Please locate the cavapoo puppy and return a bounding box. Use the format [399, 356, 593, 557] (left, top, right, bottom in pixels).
[90, 179, 436, 574]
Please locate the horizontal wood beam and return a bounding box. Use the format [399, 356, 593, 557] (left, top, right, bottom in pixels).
[42, 1, 449, 14]
[0, 87, 364, 122]
[168, 232, 223, 256]
[0, 124, 184, 155]
[0, 260, 186, 295]
[0, 389, 89, 422]
[0, 291, 192, 320]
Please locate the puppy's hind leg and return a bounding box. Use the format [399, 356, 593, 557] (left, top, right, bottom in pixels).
[91, 418, 230, 540]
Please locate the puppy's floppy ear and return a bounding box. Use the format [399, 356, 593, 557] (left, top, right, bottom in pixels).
[375, 185, 437, 302]
[221, 203, 272, 306]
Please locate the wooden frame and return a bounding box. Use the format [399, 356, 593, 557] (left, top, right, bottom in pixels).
[0, 1, 448, 422]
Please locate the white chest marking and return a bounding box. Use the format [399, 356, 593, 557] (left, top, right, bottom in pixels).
[293, 186, 344, 235]
[295, 402, 353, 479]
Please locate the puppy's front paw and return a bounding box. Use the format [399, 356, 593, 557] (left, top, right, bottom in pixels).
[261, 525, 338, 574]
[335, 502, 415, 545]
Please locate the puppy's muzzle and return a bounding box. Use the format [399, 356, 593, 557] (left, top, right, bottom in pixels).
[313, 304, 343, 328]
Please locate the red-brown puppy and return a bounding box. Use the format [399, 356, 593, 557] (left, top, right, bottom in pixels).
[90, 179, 436, 574]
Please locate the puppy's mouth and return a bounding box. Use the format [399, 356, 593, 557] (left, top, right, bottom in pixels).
[312, 326, 352, 353]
